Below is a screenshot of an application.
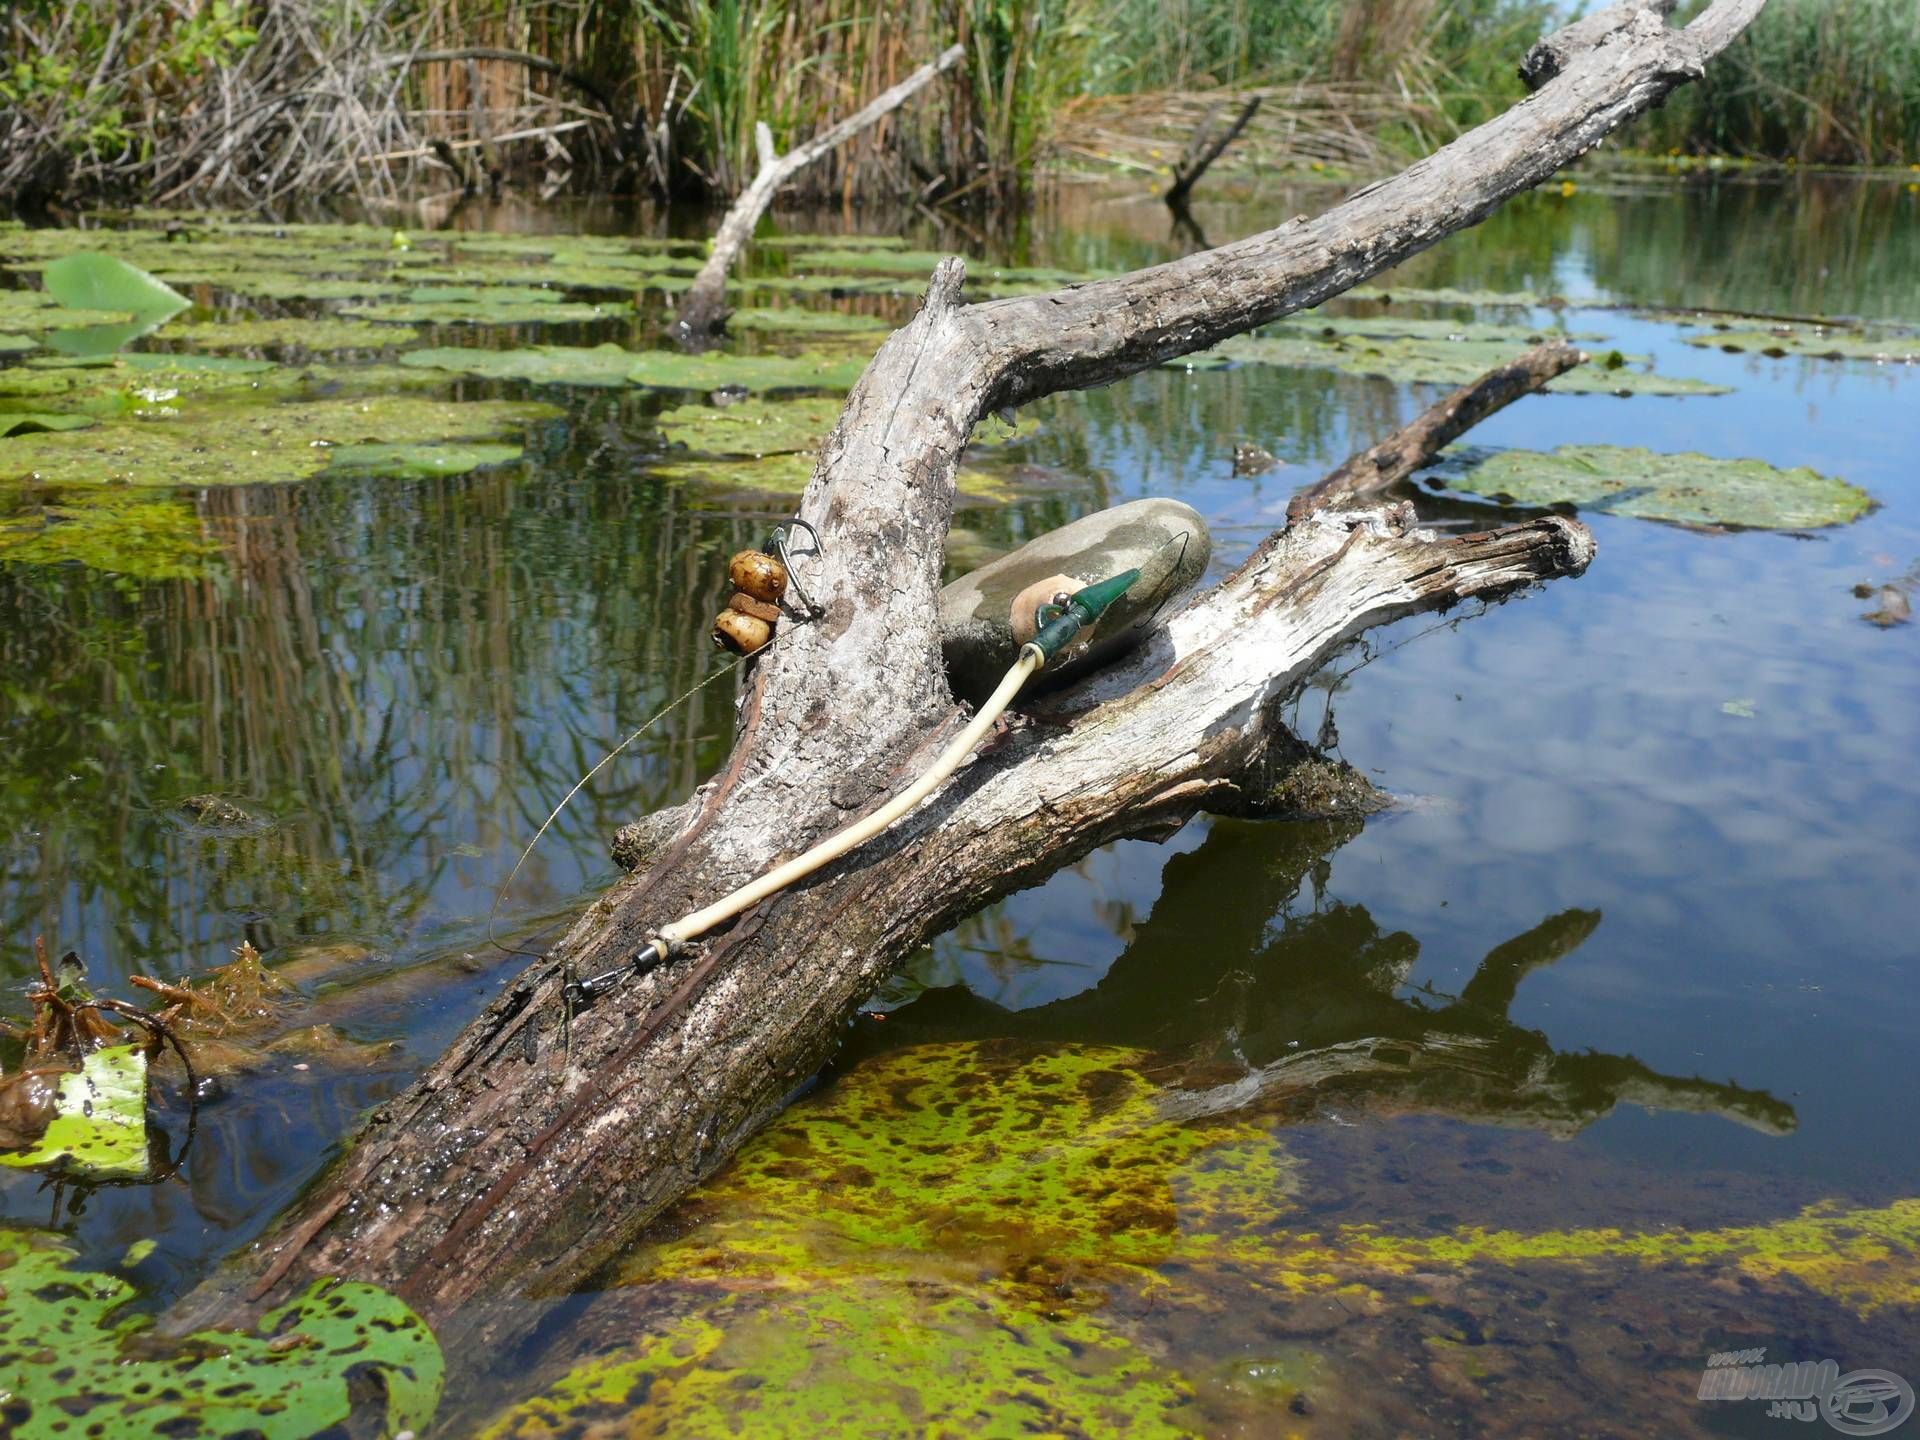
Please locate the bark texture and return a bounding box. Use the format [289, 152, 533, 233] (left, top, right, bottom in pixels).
[173, 0, 1768, 1352]
[673, 44, 965, 342]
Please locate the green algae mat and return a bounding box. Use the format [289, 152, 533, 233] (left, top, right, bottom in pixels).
[469, 1041, 1920, 1437]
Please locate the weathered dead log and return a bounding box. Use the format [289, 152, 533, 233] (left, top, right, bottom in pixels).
[174, 0, 1766, 1354]
[1288, 339, 1585, 522]
[672, 44, 965, 343]
[1164, 94, 1263, 209]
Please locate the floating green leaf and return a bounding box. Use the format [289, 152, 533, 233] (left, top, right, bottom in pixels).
[163, 316, 420, 350]
[398, 342, 639, 387]
[400, 343, 869, 392]
[1678, 325, 1920, 362]
[43, 252, 189, 319]
[327, 440, 523, 477]
[655, 395, 844, 455]
[0, 411, 94, 436]
[722, 306, 895, 335]
[342, 298, 612, 325]
[0, 290, 133, 332]
[1346, 284, 1554, 307]
[0, 1228, 442, 1439]
[1431, 444, 1875, 530]
[753, 233, 909, 250]
[1205, 333, 1729, 395]
[0, 395, 559, 487]
[0, 1045, 147, 1178]
[1274, 315, 1598, 344]
[0, 334, 32, 353]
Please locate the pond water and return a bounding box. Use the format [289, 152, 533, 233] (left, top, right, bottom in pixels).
[1, 174, 1917, 1436]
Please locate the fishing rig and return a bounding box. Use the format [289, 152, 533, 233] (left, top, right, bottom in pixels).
[489, 511, 1189, 1035]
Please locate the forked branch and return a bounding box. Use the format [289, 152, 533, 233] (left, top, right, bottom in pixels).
[673, 43, 966, 342]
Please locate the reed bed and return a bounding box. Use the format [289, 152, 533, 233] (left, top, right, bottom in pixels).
[6, 0, 1907, 213]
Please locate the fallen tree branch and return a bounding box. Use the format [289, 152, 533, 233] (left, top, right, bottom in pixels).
[1288, 339, 1585, 521]
[672, 43, 965, 342]
[1164, 94, 1262, 208]
[174, 0, 1767, 1358]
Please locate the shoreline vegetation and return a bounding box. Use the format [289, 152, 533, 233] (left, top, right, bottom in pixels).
[2, 0, 1916, 214]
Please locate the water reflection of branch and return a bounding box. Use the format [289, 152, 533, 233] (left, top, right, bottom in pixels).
[856, 818, 1793, 1140]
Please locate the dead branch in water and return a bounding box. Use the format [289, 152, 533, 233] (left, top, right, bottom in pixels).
[169, 0, 1767, 1360]
[1164, 94, 1263, 207]
[672, 44, 966, 343]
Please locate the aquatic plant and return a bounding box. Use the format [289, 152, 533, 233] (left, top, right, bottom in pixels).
[1431, 443, 1876, 530]
[0, 1228, 442, 1439]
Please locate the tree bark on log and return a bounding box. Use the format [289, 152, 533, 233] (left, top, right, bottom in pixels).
[672, 44, 966, 344]
[171, 0, 1767, 1354]
[1164, 94, 1263, 209]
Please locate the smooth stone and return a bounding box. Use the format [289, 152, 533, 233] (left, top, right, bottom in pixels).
[939, 498, 1212, 705]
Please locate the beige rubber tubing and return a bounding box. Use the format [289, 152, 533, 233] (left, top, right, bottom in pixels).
[645, 645, 1045, 959]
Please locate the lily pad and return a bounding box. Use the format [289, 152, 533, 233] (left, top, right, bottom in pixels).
[398, 342, 638, 387]
[723, 306, 895, 335]
[401, 343, 869, 392]
[163, 316, 419, 350]
[0, 411, 92, 436]
[43, 252, 188, 319]
[0, 334, 32, 352]
[1678, 326, 1920, 363]
[1274, 315, 1597, 344]
[1205, 333, 1729, 395]
[0, 1228, 442, 1439]
[343, 298, 612, 325]
[785, 246, 956, 274]
[1346, 284, 1553, 307]
[0, 290, 134, 331]
[753, 233, 909, 249]
[0, 395, 559, 487]
[0, 1044, 147, 1178]
[326, 440, 523, 477]
[1430, 444, 1875, 530]
[655, 395, 844, 455]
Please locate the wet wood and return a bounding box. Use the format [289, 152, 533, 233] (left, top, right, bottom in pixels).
[1164, 94, 1262, 208]
[171, 0, 1767, 1355]
[673, 44, 965, 342]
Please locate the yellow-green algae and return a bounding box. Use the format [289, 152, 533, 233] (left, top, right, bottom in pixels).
[479, 1282, 1197, 1440]
[0, 1227, 442, 1439]
[1322, 1198, 1920, 1317]
[624, 1043, 1302, 1285]
[477, 1042, 1918, 1436]
[0, 484, 215, 579]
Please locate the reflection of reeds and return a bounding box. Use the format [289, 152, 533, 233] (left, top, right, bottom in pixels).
[0, 453, 763, 987]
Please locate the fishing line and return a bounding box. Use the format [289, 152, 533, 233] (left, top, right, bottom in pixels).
[486, 654, 749, 964]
